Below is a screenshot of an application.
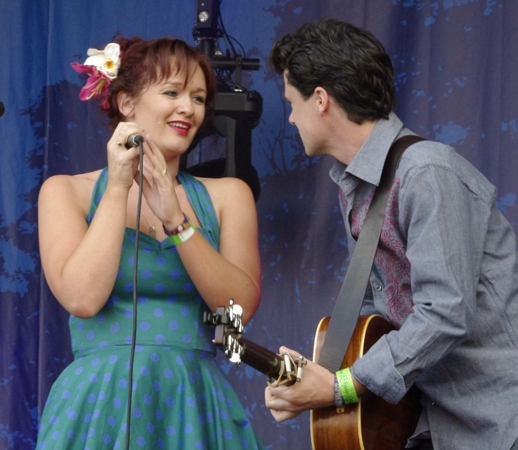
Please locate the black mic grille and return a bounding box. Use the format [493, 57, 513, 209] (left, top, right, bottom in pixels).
[125, 134, 143, 149]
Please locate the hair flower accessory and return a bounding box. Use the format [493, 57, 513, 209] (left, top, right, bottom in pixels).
[71, 43, 121, 108]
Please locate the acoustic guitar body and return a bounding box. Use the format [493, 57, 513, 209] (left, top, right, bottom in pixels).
[310, 315, 421, 450]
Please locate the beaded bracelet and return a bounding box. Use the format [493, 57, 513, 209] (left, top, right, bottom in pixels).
[163, 214, 191, 235]
[336, 367, 359, 404]
[163, 214, 195, 246]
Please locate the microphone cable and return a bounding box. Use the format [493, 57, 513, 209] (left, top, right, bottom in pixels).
[124, 137, 144, 450]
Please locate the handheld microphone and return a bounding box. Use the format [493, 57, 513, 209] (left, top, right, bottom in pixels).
[125, 134, 144, 149]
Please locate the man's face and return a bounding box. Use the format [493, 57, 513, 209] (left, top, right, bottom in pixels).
[283, 72, 323, 157]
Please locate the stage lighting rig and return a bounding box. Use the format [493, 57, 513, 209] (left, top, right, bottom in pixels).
[192, 0, 222, 59]
[192, 0, 261, 84]
[188, 0, 263, 200]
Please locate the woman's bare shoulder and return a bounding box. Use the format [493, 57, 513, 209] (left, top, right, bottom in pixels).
[196, 176, 256, 220]
[39, 169, 103, 209]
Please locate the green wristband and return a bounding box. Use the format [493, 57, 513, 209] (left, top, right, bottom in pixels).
[336, 367, 359, 404]
[165, 224, 195, 246]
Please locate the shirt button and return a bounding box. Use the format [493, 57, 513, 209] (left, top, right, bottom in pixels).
[375, 283, 383, 291]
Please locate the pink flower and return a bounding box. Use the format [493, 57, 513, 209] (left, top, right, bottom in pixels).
[71, 63, 111, 104]
[71, 43, 121, 108]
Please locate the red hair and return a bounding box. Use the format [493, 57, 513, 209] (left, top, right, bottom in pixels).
[103, 36, 216, 131]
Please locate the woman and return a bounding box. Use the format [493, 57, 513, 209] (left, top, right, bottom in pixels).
[37, 36, 263, 449]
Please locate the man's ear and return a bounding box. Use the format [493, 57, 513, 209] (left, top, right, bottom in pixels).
[117, 92, 135, 118]
[314, 87, 330, 115]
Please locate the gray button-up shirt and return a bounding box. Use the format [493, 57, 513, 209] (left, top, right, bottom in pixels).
[330, 112, 518, 449]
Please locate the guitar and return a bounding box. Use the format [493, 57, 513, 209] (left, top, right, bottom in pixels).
[205, 303, 421, 450]
[311, 315, 421, 450]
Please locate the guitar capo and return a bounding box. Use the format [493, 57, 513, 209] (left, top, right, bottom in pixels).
[269, 352, 307, 387]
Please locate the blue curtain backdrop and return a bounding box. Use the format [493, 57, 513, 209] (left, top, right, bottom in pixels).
[1, 1, 517, 448]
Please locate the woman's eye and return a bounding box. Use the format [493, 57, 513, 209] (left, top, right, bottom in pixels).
[193, 96, 206, 104]
[165, 91, 178, 97]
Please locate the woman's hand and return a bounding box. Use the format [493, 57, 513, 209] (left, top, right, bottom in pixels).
[135, 133, 185, 228]
[106, 121, 144, 190]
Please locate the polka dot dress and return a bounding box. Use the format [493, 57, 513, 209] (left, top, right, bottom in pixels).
[37, 170, 264, 450]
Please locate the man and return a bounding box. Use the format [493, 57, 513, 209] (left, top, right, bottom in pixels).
[265, 18, 518, 449]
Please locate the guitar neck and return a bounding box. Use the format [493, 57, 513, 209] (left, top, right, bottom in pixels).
[207, 305, 293, 383]
[236, 337, 284, 379]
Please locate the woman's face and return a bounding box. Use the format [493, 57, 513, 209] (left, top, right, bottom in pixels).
[127, 63, 207, 155]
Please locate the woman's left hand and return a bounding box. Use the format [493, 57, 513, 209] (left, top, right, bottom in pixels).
[136, 134, 185, 228]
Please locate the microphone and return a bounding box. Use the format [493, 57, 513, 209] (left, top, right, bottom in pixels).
[125, 134, 143, 149]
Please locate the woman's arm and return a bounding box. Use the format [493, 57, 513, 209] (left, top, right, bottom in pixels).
[38, 123, 142, 318]
[38, 173, 130, 318]
[175, 176, 262, 324]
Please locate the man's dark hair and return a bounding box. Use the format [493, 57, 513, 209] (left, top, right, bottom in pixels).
[270, 18, 396, 124]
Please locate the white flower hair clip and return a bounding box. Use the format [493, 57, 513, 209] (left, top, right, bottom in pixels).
[71, 42, 121, 108]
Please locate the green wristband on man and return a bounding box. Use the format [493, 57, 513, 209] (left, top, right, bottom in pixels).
[336, 367, 359, 404]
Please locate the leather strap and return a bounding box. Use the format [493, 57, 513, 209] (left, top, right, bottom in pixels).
[318, 135, 425, 372]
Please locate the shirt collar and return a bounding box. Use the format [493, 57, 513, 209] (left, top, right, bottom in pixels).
[330, 112, 404, 187]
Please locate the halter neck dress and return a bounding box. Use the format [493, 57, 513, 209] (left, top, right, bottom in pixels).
[36, 169, 264, 450]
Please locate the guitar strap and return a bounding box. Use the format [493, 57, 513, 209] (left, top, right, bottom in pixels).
[318, 135, 425, 373]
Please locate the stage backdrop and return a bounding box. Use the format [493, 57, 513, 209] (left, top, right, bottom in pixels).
[1, 1, 517, 448]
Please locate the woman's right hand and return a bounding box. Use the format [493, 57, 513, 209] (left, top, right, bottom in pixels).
[106, 121, 144, 190]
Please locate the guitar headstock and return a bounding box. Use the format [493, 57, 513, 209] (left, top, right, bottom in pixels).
[203, 299, 244, 364]
[204, 300, 307, 386]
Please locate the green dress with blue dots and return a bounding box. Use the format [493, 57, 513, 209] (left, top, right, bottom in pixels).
[37, 169, 264, 450]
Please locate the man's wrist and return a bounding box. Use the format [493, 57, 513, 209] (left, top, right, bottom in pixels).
[336, 367, 359, 404]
